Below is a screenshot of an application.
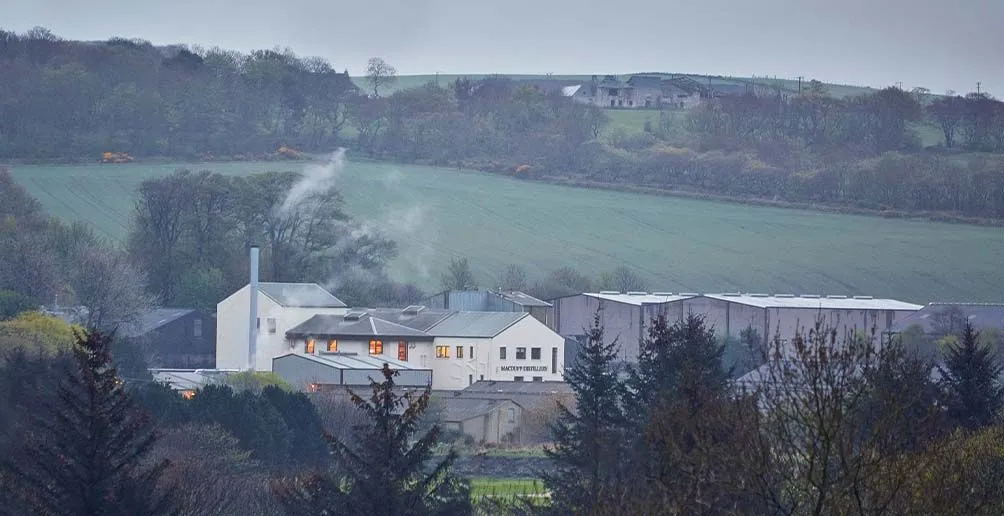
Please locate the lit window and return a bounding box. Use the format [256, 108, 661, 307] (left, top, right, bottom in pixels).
[327, 339, 338, 352]
[436, 346, 450, 358]
[193, 318, 202, 337]
[398, 341, 408, 361]
[456, 346, 464, 359]
[499, 347, 507, 360]
[305, 338, 315, 354]
[369, 340, 383, 355]
[307, 383, 319, 393]
[181, 390, 195, 400]
[531, 347, 541, 360]
[516, 347, 526, 360]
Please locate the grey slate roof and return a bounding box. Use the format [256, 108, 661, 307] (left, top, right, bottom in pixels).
[121, 308, 195, 338]
[890, 303, 1004, 334]
[286, 314, 433, 339]
[440, 397, 516, 422]
[425, 311, 528, 338]
[627, 75, 664, 90]
[462, 380, 573, 396]
[366, 308, 453, 332]
[258, 282, 346, 308]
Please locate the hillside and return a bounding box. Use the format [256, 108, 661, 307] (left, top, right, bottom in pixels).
[7, 160, 1004, 303]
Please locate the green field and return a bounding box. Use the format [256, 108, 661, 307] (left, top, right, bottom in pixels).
[6, 160, 1003, 303]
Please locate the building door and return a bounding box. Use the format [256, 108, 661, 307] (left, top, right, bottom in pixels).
[551, 347, 558, 374]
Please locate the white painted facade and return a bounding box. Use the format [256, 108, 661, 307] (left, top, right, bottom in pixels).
[286, 315, 565, 390]
[216, 284, 348, 371]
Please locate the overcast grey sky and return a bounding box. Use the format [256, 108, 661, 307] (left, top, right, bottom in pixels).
[5, 0, 1001, 95]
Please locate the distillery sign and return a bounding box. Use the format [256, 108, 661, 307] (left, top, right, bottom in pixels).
[500, 365, 548, 372]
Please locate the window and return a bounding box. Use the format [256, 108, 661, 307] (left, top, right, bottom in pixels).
[436, 346, 450, 358]
[552, 347, 558, 374]
[456, 346, 464, 359]
[469, 346, 474, 359]
[533, 376, 543, 382]
[513, 376, 524, 382]
[305, 338, 315, 354]
[531, 347, 541, 360]
[369, 339, 383, 355]
[499, 347, 507, 360]
[267, 318, 277, 334]
[516, 347, 527, 360]
[398, 340, 409, 361]
[192, 318, 202, 337]
[508, 407, 516, 423]
[327, 339, 338, 352]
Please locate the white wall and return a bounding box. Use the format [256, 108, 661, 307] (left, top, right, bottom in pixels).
[215, 285, 347, 371]
[489, 315, 565, 383]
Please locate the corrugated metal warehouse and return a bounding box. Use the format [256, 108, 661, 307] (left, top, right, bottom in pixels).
[553, 292, 923, 362]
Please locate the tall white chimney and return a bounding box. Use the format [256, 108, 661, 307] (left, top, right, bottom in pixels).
[248, 245, 260, 370]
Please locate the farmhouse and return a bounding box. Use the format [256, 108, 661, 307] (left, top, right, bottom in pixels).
[439, 397, 523, 445]
[215, 281, 348, 371]
[283, 307, 565, 390]
[553, 292, 923, 362]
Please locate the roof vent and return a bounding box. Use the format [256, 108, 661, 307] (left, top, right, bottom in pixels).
[775, 294, 795, 298]
[599, 291, 620, 295]
[651, 292, 674, 296]
[720, 292, 741, 297]
[852, 295, 874, 300]
[749, 293, 769, 297]
[402, 305, 425, 315]
[801, 294, 821, 299]
[679, 292, 699, 297]
[826, 295, 848, 299]
[627, 291, 647, 296]
[343, 310, 366, 321]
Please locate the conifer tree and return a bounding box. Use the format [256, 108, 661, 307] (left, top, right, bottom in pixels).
[2, 329, 176, 516]
[544, 311, 626, 515]
[938, 321, 1004, 429]
[277, 363, 470, 516]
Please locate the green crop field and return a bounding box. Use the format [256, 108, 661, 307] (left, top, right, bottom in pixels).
[6, 159, 1003, 303]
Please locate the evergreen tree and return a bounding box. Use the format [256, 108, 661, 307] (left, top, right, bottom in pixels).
[2, 329, 176, 515]
[938, 321, 1004, 429]
[544, 311, 626, 515]
[277, 364, 471, 515]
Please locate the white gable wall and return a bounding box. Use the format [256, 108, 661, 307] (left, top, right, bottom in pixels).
[216, 285, 348, 371]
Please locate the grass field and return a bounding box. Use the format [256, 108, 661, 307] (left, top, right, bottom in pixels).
[6, 159, 1003, 303]
[470, 477, 548, 499]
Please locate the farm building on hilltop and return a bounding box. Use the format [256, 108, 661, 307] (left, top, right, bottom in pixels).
[553, 292, 923, 362]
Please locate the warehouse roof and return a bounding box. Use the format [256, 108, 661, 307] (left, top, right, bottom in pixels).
[150, 368, 236, 391]
[425, 311, 528, 338]
[496, 291, 552, 307]
[258, 282, 347, 308]
[121, 308, 195, 338]
[441, 397, 520, 422]
[580, 292, 698, 306]
[280, 352, 418, 371]
[286, 314, 433, 339]
[703, 294, 922, 311]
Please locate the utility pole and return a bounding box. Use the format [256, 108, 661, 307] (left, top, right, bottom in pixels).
[797, 75, 804, 93]
[977, 81, 981, 95]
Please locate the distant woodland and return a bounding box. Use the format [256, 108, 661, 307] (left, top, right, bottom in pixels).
[2, 28, 1003, 220]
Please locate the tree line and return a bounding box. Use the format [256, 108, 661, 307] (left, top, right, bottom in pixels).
[0, 27, 355, 159]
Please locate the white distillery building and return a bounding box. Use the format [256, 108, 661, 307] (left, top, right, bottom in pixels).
[554, 292, 923, 362]
[216, 282, 348, 370]
[283, 306, 565, 390]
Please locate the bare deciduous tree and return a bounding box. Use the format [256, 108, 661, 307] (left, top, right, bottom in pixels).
[365, 57, 396, 97]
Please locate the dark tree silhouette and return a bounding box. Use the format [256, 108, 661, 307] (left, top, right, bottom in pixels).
[938, 321, 1004, 430]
